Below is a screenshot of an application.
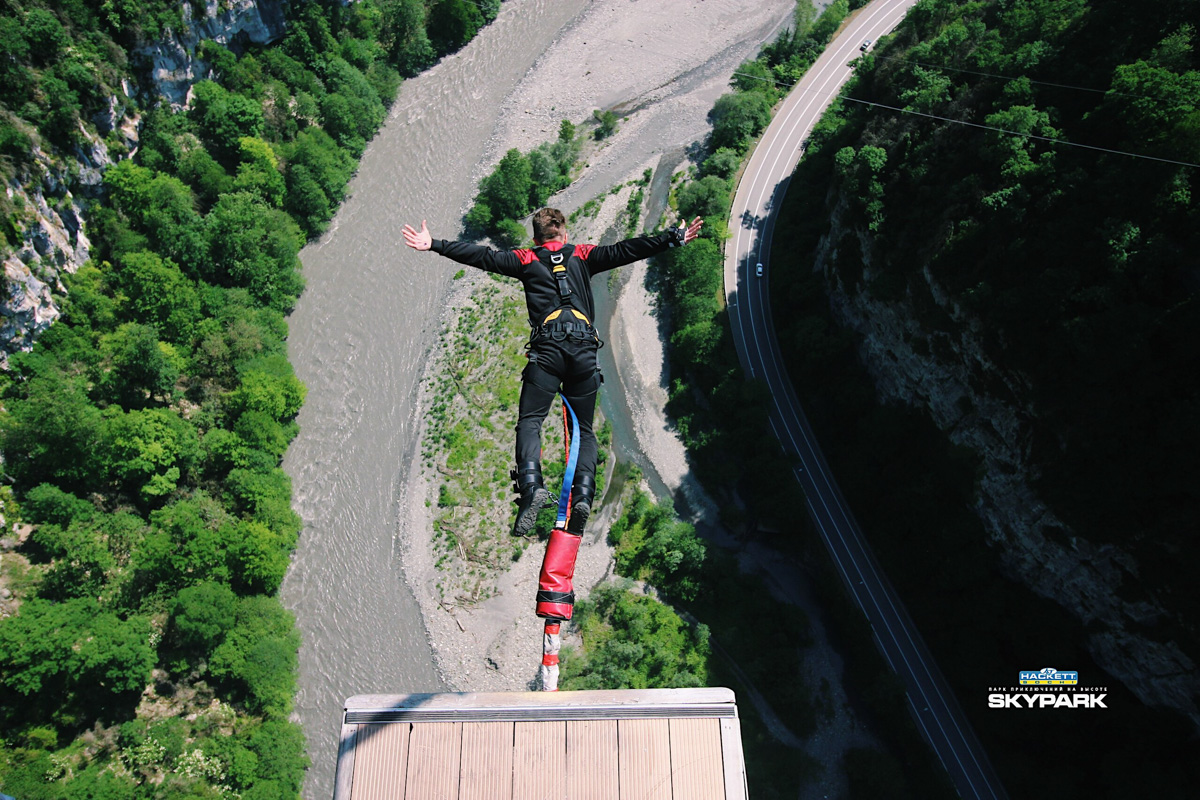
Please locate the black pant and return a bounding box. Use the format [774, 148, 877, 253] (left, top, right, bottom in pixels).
[517, 339, 601, 486]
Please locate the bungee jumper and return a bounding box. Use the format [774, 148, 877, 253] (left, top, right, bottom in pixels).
[403, 207, 702, 686]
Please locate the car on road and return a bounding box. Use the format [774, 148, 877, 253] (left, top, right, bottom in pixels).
[860, 39, 872, 51]
[755, 262, 764, 277]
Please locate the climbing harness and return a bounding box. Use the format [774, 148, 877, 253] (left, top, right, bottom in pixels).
[525, 244, 604, 349]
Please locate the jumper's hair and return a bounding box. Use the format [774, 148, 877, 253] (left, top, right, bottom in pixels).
[531, 207, 566, 243]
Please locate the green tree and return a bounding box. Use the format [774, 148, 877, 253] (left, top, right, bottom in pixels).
[115, 252, 202, 345]
[32, 519, 116, 601]
[700, 147, 742, 179]
[203, 192, 305, 310]
[732, 58, 779, 101]
[285, 164, 333, 236]
[593, 109, 619, 139]
[0, 598, 153, 705]
[609, 490, 707, 601]
[379, 0, 435, 75]
[170, 580, 239, 652]
[464, 201, 493, 235]
[96, 323, 182, 408]
[676, 175, 732, 220]
[21, 483, 96, 528]
[321, 57, 387, 148]
[101, 407, 200, 502]
[178, 146, 234, 209]
[427, 0, 483, 56]
[147, 495, 235, 591]
[103, 161, 208, 276]
[285, 127, 355, 205]
[38, 75, 82, 146]
[528, 146, 562, 207]
[241, 720, 309, 795]
[562, 583, 709, 690]
[0, 18, 34, 106]
[480, 149, 534, 222]
[209, 595, 300, 717]
[0, 367, 104, 492]
[709, 91, 772, 152]
[227, 364, 307, 423]
[234, 136, 286, 207]
[225, 519, 289, 595]
[225, 466, 295, 524]
[23, 9, 68, 65]
[493, 217, 527, 248]
[189, 81, 266, 165]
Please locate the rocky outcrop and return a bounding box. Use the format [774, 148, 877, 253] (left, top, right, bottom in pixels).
[1, 2, 288, 364]
[139, 0, 288, 108]
[1, 132, 111, 367]
[814, 210, 1200, 725]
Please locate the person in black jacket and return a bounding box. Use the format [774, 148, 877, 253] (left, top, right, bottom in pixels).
[403, 207, 703, 535]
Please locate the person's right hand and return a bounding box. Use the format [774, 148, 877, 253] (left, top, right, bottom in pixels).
[403, 220, 432, 251]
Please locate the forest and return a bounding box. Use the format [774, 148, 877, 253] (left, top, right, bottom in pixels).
[643, 0, 1200, 797]
[762, 0, 1200, 797]
[0, 1, 498, 798]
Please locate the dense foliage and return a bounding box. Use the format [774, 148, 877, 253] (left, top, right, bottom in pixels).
[767, 0, 1200, 798]
[0, 1, 499, 798]
[464, 119, 581, 245]
[651, 0, 866, 534]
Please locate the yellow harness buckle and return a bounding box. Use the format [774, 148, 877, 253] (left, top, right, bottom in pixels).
[541, 308, 592, 326]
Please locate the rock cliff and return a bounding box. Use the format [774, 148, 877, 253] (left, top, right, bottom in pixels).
[138, 0, 288, 108]
[1, 1, 288, 365]
[815, 212, 1200, 725]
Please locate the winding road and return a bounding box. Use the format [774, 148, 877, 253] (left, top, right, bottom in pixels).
[723, 1, 1010, 798]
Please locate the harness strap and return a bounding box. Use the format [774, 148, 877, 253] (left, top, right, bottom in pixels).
[553, 262, 572, 305]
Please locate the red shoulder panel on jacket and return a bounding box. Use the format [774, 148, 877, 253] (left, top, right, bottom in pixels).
[575, 243, 595, 259]
[514, 248, 536, 265]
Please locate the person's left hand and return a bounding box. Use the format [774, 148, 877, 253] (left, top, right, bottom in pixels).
[403, 220, 432, 251]
[683, 216, 704, 244]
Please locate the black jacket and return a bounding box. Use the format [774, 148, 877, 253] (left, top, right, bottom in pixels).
[430, 231, 682, 330]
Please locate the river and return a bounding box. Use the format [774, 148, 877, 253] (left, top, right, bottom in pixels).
[279, 2, 795, 797]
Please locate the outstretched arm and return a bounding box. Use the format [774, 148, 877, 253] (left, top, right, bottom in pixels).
[583, 216, 706, 274]
[403, 220, 523, 276]
[402, 220, 432, 251]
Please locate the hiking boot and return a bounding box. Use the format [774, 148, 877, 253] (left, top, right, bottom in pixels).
[512, 462, 553, 536]
[566, 474, 596, 534]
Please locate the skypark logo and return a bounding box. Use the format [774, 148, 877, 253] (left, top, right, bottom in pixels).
[1019, 667, 1078, 685]
[988, 692, 1106, 709]
[988, 667, 1107, 710]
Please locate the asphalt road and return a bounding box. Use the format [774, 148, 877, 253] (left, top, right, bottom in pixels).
[723, 1, 1009, 797]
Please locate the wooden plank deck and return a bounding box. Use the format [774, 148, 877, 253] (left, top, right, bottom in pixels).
[335, 688, 747, 800]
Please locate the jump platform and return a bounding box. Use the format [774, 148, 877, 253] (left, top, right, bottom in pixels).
[334, 687, 747, 799]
